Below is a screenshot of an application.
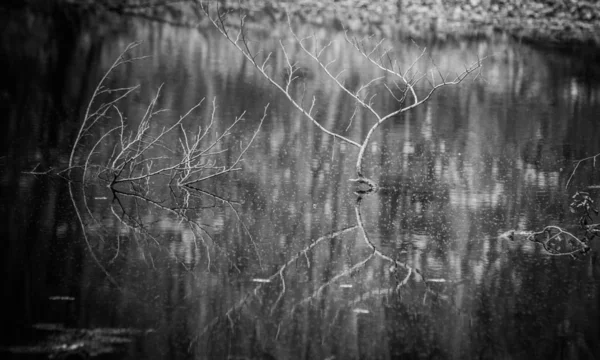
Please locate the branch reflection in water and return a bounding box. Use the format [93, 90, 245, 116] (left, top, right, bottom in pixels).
[5, 8, 599, 359]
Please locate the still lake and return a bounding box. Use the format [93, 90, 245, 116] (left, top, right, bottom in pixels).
[2, 9, 600, 360]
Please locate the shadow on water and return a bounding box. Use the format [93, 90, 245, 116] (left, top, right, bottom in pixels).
[1, 4, 600, 360]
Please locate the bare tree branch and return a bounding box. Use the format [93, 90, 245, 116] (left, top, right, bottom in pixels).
[201, 3, 484, 189]
[566, 152, 600, 189]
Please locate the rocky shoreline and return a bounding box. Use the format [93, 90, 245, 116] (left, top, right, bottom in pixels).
[10, 0, 600, 49]
[403, 0, 600, 47]
[218, 0, 600, 49]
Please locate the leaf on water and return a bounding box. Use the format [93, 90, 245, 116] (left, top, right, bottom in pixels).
[9, 326, 142, 357]
[352, 308, 370, 314]
[33, 323, 65, 331]
[498, 230, 515, 240]
[7, 345, 48, 354]
[89, 328, 144, 336]
[251, 278, 271, 283]
[92, 336, 133, 344]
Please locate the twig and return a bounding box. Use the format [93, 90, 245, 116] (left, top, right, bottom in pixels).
[566, 153, 600, 189]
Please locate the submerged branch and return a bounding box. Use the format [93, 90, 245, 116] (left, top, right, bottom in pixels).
[355, 195, 424, 281]
[63, 41, 267, 291]
[526, 226, 591, 257]
[188, 225, 359, 349]
[566, 152, 600, 189]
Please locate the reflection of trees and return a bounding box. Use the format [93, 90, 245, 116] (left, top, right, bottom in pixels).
[61, 43, 266, 293]
[1, 6, 121, 350]
[8, 40, 272, 357]
[202, 5, 484, 192]
[113, 21, 598, 359]
[7, 9, 600, 359]
[468, 247, 599, 359]
[189, 188, 469, 358]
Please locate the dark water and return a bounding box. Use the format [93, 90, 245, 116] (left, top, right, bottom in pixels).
[2, 7, 600, 360]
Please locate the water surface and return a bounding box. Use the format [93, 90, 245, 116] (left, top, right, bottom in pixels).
[2, 9, 600, 360]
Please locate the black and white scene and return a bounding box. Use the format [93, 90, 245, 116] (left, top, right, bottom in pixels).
[1, 1, 599, 359]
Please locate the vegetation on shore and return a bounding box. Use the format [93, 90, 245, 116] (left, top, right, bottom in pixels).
[11, 0, 599, 48]
[219, 0, 600, 44]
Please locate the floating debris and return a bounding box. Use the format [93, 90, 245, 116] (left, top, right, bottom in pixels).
[352, 308, 370, 314]
[33, 323, 64, 331]
[8, 325, 144, 358]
